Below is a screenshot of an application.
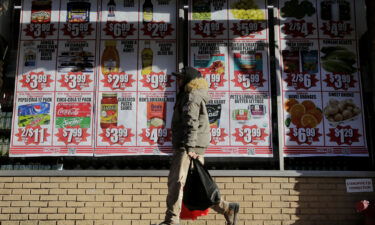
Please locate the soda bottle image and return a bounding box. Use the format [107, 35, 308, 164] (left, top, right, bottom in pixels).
[141, 40, 153, 76]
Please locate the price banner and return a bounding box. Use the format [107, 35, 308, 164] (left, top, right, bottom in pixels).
[59, 0, 97, 39]
[284, 73, 319, 90]
[282, 20, 316, 38]
[19, 71, 54, 91]
[327, 125, 361, 145]
[142, 21, 174, 39]
[323, 73, 356, 91]
[101, 72, 136, 91]
[58, 72, 93, 91]
[200, 69, 227, 90]
[140, 72, 174, 91]
[287, 127, 322, 145]
[193, 20, 226, 38]
[15, 125, 51, 145]
[139, 126, 172, 145]
[99, 125, 135, 146]
[55, 126, 90, 145]
[20, 0, 60, 40]
[104, 21, 137, 39]
[233, 125, 269, 145]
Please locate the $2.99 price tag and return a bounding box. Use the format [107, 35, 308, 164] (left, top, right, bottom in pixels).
[59, 72, 93, 90]
[16, 126, 50, 145]
[140, 72, 173, 90]
[55, 126, 90, 145]
[193, 20, 225, 38]
[327, 125, 361, 145]
[233, 125, 268, 145]
[285, 73, 319, 90]
[140, 127, 172, 145]
[102, 72, 135, 90]
[99, 126, 134, 145]
[288, 127, 322, 145]
[20, 72, 54, 91]
[324, 73, 356, 91]
[142, 21, 174, 38]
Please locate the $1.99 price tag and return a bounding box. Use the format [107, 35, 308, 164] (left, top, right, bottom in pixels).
[59, 72, 93, 90]
[102, 72, 135, 90]
[210, 125, 228, 145]
[140, 72, 173, 90]
[55, 126, 90, 145]
[140, 126, 172, 145]
[16, 125, 50, 145]
[20, 72, 54, 91]
[288, 127, 322, 145]
[99, 126, 134, 145]
[327, 125, 361, 145]
[233, 125, 268, 145]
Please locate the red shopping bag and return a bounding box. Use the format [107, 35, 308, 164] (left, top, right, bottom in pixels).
[180, 202, 210, 220]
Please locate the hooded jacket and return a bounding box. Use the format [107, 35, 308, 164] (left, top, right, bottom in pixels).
[172, 77, 211, 155]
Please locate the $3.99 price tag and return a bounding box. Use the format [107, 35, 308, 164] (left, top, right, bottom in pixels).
[233, 125, 268, 145]
[193, 20, 225, 38]
[142, 21, 174, 38]
[59, 72, 93, 90]
[16, 126, 50, 145]
[55, 126, 89, 145]
[24, 23, 56, 39]
[285, 73, 319, 90]
[140, 127, 172, 145]
[140, 72, 173, 90]
[20, 72, 53, 91]
[288, 127, 322, 145]
[102, 72, 135, 90]
[324, 73, 356, 91]
[327, 125, 361, 145]
[99, 126, 134, 145]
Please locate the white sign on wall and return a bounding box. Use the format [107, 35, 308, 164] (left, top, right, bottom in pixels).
[346, 179, 374, 193]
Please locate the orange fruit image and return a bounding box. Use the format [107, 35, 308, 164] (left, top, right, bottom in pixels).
[284, 98, 299, 112]
[301, 100, 316, 111]
[291, 115, 302, 127]
[290, 104, 306, 119]
[301, 113, 319, 128]
[307, 108, 323, 124]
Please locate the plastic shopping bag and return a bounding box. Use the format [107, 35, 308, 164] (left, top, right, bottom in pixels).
[180, 202, 210, 220]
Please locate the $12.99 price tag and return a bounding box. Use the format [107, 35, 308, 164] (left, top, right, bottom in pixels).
[324, 73, 356, 90]
[102, 72, 136, 90]
[15, 125, 50, 145]
[233, 125, 268, 145]
[59, 72, 93, 90]
[210, 125, 228, 145]
[285, 73, 319, 90]
[140, 72, 173, 90]
[327, 125, 361, 145]
[193, 20, 225, 38]
[232, 71, 265, 90]
[104, 21, 136, 38]
[139, 126, 172, 145]
[99, 125, 134, 145]
[55, 126, 90, 145]
[62, 23, 94, 38]
[20, 71, 54, 91]
[288, 127, 322, 145]
[142, 21, 174, 38]
[24, 23, 56, 39]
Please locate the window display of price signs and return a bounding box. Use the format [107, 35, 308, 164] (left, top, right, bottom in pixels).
[277, 0, 368, 156]
[11, 0, 178, 157]
[189, 0, 273, 157]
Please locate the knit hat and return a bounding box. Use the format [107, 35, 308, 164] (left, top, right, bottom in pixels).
[172, 67, 202, 83]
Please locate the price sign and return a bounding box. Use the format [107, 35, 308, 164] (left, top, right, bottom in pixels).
[327, 125, 361, 145]
[321, 21, 353, 38]
[102, 72, 136, 91]
[99, 125, 134, 145]
[140, 72, 173, 90]
[139, 127, 172, 145]
[20, 72, 54, 91]
[15, 125, 50, 145]
[288, 127, 322, 145]
[232, 71, 266, 90]
[200, 72, 226, 90]
[142, 21, 174, 38]
[282, 20, 315, 38]
[62, 23, 94, 38]
[231, 21, 265, 37]
[193, 20, 225, 38]
[285, 73, 319, 90]
[24, 23, 56, 39]
[59, 72, 93, 90]
[324, 73, 356, 90]
[210, 125, 228, 145]
[233, 125, 268, 145]
[55, 126, 90, 145]
[104, 21, 136, 38]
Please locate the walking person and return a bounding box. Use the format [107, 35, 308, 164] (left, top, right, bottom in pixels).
[159, 67, 240, 225]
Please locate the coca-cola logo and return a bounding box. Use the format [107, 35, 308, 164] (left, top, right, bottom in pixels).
[57, 108, 80, 116]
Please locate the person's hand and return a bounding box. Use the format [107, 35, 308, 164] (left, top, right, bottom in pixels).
[188, 151, 199, 159]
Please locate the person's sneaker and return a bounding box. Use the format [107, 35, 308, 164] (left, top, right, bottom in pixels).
[158, 222, 179, 225]
[224, 203, 240, 225]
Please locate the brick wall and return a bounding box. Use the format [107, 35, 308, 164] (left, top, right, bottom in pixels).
[0, 177, 374, 225]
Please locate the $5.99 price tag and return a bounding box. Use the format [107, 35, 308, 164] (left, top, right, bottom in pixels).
[20, 72, 53, 91]
[231, 21, 265, 37]
[193, 20, 225, 38]
[327, 125, 361, 145]
[140, 72, 173, 90]
[233, 125, 268, 145]
[99, 126, 134, 145]
[288, 127, 322, 145]
[16, 126, 50, 145]
[62, 23, 94, 38]
[102, 72, 135, 90]
[285, 73, 319, 90]
[140, 127, 172, 145]
[55, 126, 90, 145]
[233, 71, 265, 90]
[142, 21, 174, 38]
[59, 72, 93, 90]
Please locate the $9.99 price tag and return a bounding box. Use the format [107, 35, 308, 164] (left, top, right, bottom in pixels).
[327, 125, 361, 145]
[20, 72, 54, 91]
[99, 125, 134, 145]
[59, 72, 93, 90]
[288, 127, 322, 145]
[140, 72, 173, 90]
[15, 125, 50, 145]
[139, 126, 172, 145]
[233, 125, 268, 145]
[55, 126, 90, 145]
